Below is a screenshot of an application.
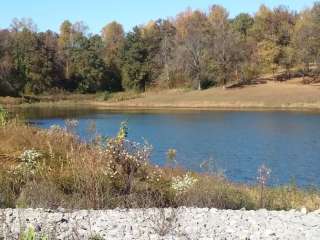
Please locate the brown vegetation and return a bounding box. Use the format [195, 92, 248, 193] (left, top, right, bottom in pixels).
[0, 117, 319, 211]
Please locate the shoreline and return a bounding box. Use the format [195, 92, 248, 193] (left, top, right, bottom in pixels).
[10, 100, 320, 113]
[82, 101, 320, 112]
[2, 80, 320, 112]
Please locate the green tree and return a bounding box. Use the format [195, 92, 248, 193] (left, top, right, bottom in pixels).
[121, 27, 149, 91]
[69, 35, 112, 93]
[10, 27, 38, 93]
[232, 13, 254, 38]
[24, 31, 62, 93]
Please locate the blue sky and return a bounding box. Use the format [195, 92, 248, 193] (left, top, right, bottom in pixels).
[0, 0, 315, 33]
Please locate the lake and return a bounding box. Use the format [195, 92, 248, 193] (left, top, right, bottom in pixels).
[19, 107, 320, 187]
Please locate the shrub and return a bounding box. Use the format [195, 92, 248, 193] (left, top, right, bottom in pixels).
[104, 121, 152, 194]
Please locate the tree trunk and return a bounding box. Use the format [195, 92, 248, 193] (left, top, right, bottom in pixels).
[198, 78, 201, 90]
[165, 63, 170, 87]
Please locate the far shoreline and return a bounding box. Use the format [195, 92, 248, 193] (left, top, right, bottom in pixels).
[10, 100, 320, 113]
[2, 80, 320, 113]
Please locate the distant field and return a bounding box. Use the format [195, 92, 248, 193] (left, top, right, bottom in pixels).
[90, 79, 320, 110]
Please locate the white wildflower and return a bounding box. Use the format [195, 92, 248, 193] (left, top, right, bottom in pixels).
[65, 119, 79, 132]
[49, 124, 62, 131]
[171, 173, 198, 194]
[16, 149, 43, 175]
[20, 149, 42, 164]
[257, 164, 271, 185]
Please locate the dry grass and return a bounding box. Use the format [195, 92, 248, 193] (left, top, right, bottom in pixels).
[0, 97, 24, 106]
[0, 119, 319, 211]
[96, 91, 142, 102]
[90, 80, 320, 110]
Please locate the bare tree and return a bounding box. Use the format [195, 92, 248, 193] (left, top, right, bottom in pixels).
[174, 10, 209, 90]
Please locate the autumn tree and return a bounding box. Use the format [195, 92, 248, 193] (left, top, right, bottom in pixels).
[251, 5, 296, 78]
[1, 3, 320, 96]
[293, 3, 320, 76]
[174, 9, 210, 89]
[101, 21, 125, 91]
[0, 25, 34, 96]
[101, 21, 124, 66]
[157, 19, 176, 87]
[231, 13, 259, 82]
[58, 20, 73, 82]
[207, 5, 244, 85]
[0, 30, 18, 96]
[141, 20, 175, 87]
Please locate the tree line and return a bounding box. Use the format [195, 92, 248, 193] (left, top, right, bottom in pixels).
[1, 3, 320, 96]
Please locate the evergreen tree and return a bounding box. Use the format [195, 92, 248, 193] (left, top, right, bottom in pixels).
[121, 27, 149, 91]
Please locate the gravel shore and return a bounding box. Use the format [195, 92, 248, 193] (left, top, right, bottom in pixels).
[0, 208, 319, 239]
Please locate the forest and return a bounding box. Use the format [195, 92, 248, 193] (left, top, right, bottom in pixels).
[1, 3, 320, 96]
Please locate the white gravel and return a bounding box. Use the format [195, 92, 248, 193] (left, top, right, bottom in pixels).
[0, 208, 319, 239]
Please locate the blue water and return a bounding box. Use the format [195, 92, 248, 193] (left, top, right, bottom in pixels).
[23, 108, 320, 187]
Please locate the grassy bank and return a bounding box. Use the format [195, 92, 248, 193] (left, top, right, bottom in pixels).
[0, 110, 319, 211]
[93, 80, 320, 110]
[1, 80, 320, 111]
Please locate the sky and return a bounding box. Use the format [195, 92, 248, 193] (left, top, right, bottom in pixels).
[0, 0, 316, 33]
